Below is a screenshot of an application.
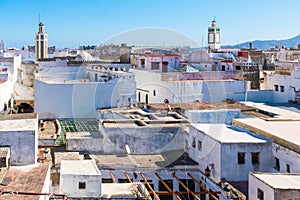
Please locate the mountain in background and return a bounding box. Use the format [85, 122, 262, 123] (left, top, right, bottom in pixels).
[223, 34, 300, 50]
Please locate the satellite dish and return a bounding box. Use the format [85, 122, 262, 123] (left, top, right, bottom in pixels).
[125, 144, 131, 154]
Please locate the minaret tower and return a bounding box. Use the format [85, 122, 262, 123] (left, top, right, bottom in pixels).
[207, 18, 220, 52]
[35, 22, 48, 60]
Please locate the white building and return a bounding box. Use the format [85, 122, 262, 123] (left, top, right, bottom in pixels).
[249, 172, 300, 200]
[188, 124, 272, 183]
[0, 52, 21, 113]
[60, 160, 102, 198]
[262, 60, 300, 103]
[0, 113, 38, 165]
[233, 102, 300, 174]
[34, 63, 136, 118]
[131, 53, 182, 72]
[132, 68, 245, 104]
[35, 22, 48, 60]
[98, 107, 189, 154]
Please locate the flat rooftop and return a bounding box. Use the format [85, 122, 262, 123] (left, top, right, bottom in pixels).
[0, 113, 37, 131]
[54, 152, 83, 167]
[251, 172, 300, 190]
[0, 163, 50, 200]
[60, 160, 100, 175]
[54, 151, 197, 170]
[242, 102, 300, 120]
[191, 124, 268, 143]
[99, 108, 190, 128]
[38, 119, 57, 140]
[147, 100, 254, 112]
[94, 150, 197, 170]
[233, 118, 300, 153]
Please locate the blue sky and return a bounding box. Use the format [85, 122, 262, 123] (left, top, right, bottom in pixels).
[0, 0, 300, 48]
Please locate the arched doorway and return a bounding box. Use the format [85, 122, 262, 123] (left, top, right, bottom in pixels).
[18, 103, 34, 113]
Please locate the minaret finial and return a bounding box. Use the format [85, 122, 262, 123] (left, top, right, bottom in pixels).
[214, 16, 216, 21]
[38, 13, 40, 23]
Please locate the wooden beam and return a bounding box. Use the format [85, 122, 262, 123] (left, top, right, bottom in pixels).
[140, 173, 160, 200]
[155, 172, 181, 200]
[187, 173, 219, 200]
[173, 172, 201, 200]
[109, 171, 116, 183]
[124, 172, 133, 183]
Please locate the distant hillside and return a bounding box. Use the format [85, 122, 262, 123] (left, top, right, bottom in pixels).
[223, 34, 300, 50]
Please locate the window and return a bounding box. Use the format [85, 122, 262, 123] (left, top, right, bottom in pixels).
[79, 182, 86, 189]
[102, 178, 113, 183]
[280, 85, 284, 92]
[236, 65, 241, 70]
[286, 164, 290, 173]
[274, 157, 280, 170]
[153, 90, 156, 96]
[192, 137, 196, 148]
[252, 152, 260, 164]
[238, 152, 245, 164]
[95, 73, 98, 82]
[151, 62, 160, 70]
[198, 140, 202, 151]
[145, 94, 148, 104]
[257, 188, 264, 200]
[140, 59, 145, 68]
[274, 85, 278, 91]
[138, 92, 141, 102]
[185, 139, 188, 149]
[222, 65, 225, 71]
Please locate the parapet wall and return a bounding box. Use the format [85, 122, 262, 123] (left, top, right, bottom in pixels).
[161, 71, 243, 81]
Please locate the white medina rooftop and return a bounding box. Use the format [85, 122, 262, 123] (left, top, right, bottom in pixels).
[232, 117, 300, 153]
[242, 102, 300, 120]
[0, 113, 37, 131]
[60, 160, 100, 176]
[99, 108, 190, 128]
[191, 123, 268, 143]
[251, 172, 300, 190]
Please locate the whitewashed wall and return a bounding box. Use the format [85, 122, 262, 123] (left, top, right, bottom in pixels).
[60, 173, 101, 198]
[188, 125, 272, 183]
[0, 129, 38, 165]
[264, 70, 300, 103]
[35, 78, 136, 119]
[133, 69, 246, 104]
[185, 109, 240, 125]
[272, 143, 300, 173]
[0, 81, 13, 112]
[221, 142, 272, 182]
[248, 173, 275, 200]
